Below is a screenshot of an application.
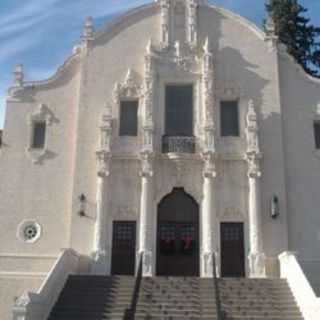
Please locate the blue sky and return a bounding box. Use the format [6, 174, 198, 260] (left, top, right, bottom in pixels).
[0, 0, 319, 129]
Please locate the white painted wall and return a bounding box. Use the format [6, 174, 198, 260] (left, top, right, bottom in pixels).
[0, 1, 319, 316]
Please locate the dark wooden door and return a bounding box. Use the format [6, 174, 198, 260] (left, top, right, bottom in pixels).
[157, 188, 199, 276]
[111, 221, 136, 275]
[221, 223, 245, 277]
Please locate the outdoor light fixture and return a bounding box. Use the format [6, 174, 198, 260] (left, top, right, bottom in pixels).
[78, 194, 87, 217]
[271, 195, 280, 219]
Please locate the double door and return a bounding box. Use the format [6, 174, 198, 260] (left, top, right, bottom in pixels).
[157, 222, 199, 276]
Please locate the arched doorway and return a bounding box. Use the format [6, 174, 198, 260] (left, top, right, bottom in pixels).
[157, 188, 199, 276]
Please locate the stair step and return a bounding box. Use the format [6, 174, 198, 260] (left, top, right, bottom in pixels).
[47, 275, 303, 320]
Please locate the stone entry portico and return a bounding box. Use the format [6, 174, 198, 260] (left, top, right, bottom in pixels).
[92, 99, 267, 278]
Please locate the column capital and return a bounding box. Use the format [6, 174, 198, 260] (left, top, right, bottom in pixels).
[140, 151, 154, 178]
[202, 151, 217, 178]
[246, 152, 262, 179]
[96, 150, 111, 177]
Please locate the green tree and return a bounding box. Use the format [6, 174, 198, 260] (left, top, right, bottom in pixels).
[265, 0, 320, 77]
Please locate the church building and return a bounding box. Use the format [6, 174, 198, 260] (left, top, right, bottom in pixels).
[0, 0, 319, 319]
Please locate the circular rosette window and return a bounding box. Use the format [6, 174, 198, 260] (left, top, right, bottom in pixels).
[17, 220, 42, 244]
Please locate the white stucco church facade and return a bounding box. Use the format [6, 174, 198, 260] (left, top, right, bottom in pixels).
[0, 0, 320, 319]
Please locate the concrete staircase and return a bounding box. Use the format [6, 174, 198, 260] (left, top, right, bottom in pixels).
[135, 277, 218, 319]
[47, 275, 303, 320]
[219, 278, 303, 320]
[47, 275, 135, 320]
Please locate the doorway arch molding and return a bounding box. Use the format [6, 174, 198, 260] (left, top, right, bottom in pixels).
[155, 183, 203, 207]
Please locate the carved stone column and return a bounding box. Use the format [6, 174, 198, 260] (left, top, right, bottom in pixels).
[246, 100, 266, 278]
[138, 41, 155, 277]
[139, 152, 154, 276]
[92, 107, 112, 275]
[201, 37, 218, 277]
[247, 155, 266, 278]
[201, 152, 218, 277]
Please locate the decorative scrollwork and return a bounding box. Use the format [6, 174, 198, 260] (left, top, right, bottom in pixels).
[113, 69, 142, 105]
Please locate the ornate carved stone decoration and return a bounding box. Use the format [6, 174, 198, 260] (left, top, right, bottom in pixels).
[247, 153, 262, 179]
[159, 0, 170, 48]
[140, 151, 154, 178]
[82, 16, 95, 41]
[14, 64, 24, 87]
[249, 252, 266, 278]
[14, 291, 32, 308]
[96, 105, 113, 177]
[96, 151, 111, 178]
[186, 0, 199, 48]
[156, 0, 202, 73]
[8, 64, 25, 101]
[264, 15, 278, 51]
[142, 41, 155, 153]
[203, 151, 217, 178]
[142, 250, 153, 277]
[28, 103, 54, 126]
[158, 0, 200, 48]
[246, 100, 260, 155]
[113, 69, 142, 105]
[246, 100, 262, 178]
[220, 207, 245, 221]
[202, 37, 216, 153]
[117, 206, 137, 219]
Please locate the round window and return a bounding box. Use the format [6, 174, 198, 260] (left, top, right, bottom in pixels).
[23, 225, 38, 240]
[17, 220, 42, 243]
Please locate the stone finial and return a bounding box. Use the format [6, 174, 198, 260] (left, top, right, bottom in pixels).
[265, 15, 278, 51]
[124, 69, 135, 87]
[13, 64, 24, 87]
[82, 16, 95, 40]
[265, 15, 275, 35]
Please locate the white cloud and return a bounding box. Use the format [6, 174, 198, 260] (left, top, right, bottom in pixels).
[0, 0, 60, 29]
[0, 29, 45, 65]
[0, 11, 54, 38]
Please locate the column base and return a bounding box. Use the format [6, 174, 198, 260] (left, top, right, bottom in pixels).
[201, 251, 219, 278]
[248, 252, 266, 278]
[91, 250, 110, 275]
[140, 250, 153, 277]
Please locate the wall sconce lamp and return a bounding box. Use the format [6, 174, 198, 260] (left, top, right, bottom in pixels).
[78, 194, 87, 217]
[271, 195, 280, 219]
